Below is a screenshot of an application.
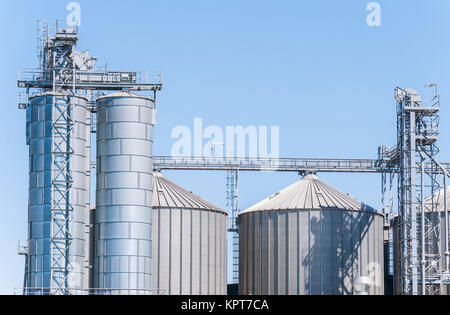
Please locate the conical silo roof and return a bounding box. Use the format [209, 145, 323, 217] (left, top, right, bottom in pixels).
[96, 91, 153, 101]
[152, 172, 227, 213]
[241, 174, 376, 214]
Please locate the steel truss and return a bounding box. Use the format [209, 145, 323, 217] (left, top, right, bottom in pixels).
[392, 87, 446, 295]
[47, 26, 78, 295]
[153, 156, 449, 174]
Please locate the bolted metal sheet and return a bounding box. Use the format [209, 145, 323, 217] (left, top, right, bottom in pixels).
[25, 93, 91, 292]
[94, 92, 154, 294]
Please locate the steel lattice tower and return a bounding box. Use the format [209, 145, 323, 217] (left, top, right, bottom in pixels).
[49, 26, 78, 295]
[395, 87, 446, 295]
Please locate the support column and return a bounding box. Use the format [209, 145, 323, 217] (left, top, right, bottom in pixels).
[410, 111, 418, 295]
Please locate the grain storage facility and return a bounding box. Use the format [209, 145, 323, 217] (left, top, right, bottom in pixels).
[152, 172, 227, 295]
[16, 19, 450, 297]
[239, 173, 384, 295]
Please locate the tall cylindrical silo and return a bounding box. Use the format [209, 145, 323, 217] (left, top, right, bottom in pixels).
[152, 172, 228, 295]
[94, 92, 154, 294]
[393, 187, 450, 295]
[89, 206, 96, 291]
[26, 92, 91, 293]
[239, 174, 384, 295]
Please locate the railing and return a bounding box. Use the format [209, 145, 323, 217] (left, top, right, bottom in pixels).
[153, 156, 395, 173]
[153, 156, 450, 174]
[18, 68, 162, 89]
[18, 68, 47, 82]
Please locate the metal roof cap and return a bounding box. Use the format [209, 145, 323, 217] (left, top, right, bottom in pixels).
[29, 91, 88, 101]
[96, 91, 153, 102]
[241, 173, 377, 214]
[153, 172, 227, 214]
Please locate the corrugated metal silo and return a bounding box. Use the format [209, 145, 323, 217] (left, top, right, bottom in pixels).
[393, 187, 450, 295]
[152, 172, 228, 295]
[94, 92, 155, 294]
[26, 92, 91, 292]
[239, 174, 384, 295]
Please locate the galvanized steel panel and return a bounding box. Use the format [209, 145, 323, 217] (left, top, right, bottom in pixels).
[25, 93, 90, 292]
[94, 92, 154, 294]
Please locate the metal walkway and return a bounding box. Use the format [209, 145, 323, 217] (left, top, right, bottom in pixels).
[153, 156, 450, 174]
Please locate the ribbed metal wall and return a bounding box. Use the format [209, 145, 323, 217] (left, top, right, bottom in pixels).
[239, 209, 384, 295]
[152, 208, 227, 295]
[239, 174, 384, 295]
[152, 173, 228, 295]
[94, 92, 154, 294]
[26, 92, 90, 291]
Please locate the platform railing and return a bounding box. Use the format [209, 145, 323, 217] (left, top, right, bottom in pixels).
[19, 68, 162, 84]
[153, 156, 450, 174]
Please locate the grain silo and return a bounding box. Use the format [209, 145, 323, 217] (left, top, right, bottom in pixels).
[152, 172, 227, 295]
[393, 187, 450, 295]
[94, 92, 155, 294]
[239, 173, 384, 295]
[25, 92, 91, 293]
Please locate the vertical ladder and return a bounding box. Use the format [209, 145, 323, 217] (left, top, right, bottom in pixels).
[226, 170, 239, 285]
[49, 26, 78, 294]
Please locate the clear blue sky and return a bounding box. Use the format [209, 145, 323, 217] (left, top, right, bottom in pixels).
[0, 0, 449, 294]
